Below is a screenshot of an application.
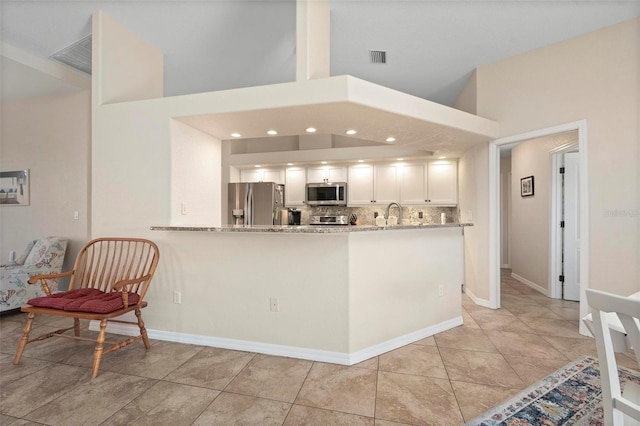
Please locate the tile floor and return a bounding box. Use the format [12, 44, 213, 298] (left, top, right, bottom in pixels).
[1, 269, 638, 426]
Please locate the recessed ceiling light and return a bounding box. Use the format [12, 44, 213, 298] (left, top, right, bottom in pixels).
[321, 161, 328, 164]
[386, 137, 396, 143]
[267, 130, 278, 136]
[357, 160, 364, 163]
[287, 163, 294, 166]
[231, 132, 242, 138]
[397, 158, 404, 161]
[305, 127, 317, 133]
[346, 129, 357, 135]
[254, 165, 261, 168]
[439, 156, 447, 159]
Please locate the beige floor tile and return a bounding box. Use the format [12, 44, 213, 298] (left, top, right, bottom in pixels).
[520, 318, 584, 339]
[353, 356, 379, 370]
[0, 414, 20, 425]
[547, 306, 581, 320]
[295, 363, 377, 417]
[412, 335, 437, 346]
[485, 330, 567, 360]
[0, 356, 52, 387]
[97, 340, 204, 379]
[540, 335, 597, 360]
[23, 371, 156, 426]
[193, 392, 290, 426]
[374, 420, 413, 426]
[163, 347, 254, 390]
[225, 354, 312, 403]
[450, 380, 522, 422]
[439, 347, 525, 388]
[508, 304, 564, 319]
[461, 309, 481, 328]
[379, 344, 447, 379]
[284, 405, 374, 426]
[500, 294, 543, 309]
[503, 354, 574, 386]
[467, 311, 533, 334]
[0, 364, 88, 418]
[434, 326, 498, 353]
[6, 325, 94, 363]
[101, 381, 220, 426]
[375, 371, 463, 425]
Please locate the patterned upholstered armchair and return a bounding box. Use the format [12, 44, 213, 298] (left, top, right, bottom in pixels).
[0, 237, 68, 312]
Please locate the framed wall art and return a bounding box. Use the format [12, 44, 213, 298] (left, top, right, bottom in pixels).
[0, 169, 30, 206]
[520, 175, 534, 197]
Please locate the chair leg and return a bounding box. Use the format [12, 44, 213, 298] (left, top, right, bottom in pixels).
[13, 312, 35, 365]
[73, 317, 80, 336]
[91, 319, 107, 378]
[135, 309, 150, 350]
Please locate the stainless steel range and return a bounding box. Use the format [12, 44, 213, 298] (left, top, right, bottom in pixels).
[309, 215, 349, 225]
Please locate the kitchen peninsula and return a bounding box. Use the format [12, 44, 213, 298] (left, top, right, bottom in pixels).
[149, 223, 468, 365]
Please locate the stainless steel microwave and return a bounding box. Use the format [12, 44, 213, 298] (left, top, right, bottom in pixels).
[305, 182, 347, 206]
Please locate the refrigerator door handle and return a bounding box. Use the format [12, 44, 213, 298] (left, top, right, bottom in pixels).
[246, 185, 253, 225]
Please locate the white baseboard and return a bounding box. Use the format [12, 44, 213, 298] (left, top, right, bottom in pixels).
[90, 316, 463, 365]
[464, 287, 492, 308]
[511, 272, 549, 296]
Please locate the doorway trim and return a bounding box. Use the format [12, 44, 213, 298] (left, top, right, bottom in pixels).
[488, 120, 590, 334]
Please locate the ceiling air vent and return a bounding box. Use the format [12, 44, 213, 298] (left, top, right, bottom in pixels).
[49, 35, 92, 75]
[369, 50, 387, 64]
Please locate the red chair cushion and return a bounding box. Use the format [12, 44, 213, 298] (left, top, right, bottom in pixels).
[28, 288, 140, 314]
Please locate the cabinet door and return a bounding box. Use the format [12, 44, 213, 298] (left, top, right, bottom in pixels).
[285, 168, 306, 207]
[262, 169, 285, 184]
[348, 165, 374, 205]
[427, 160, 457, 204]
[400, 164, 428, 204]
[374, 164, 399, 204]
[240, 169, 263, 182]
[306, 167, 327, 183]
[327, 166, 347, 182]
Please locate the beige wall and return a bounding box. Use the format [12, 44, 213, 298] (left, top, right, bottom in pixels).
[460, 17, 640, 299]
[0, 91, 91, 280]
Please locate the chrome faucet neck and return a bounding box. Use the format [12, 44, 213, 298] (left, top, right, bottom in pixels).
[384, 202, 403, 222]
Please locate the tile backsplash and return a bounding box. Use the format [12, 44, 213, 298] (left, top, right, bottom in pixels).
[290, 205, 459, 226]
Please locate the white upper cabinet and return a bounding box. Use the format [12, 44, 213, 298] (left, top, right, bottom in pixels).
[399, 160, 457, 205]
[373, 164, 400, 204]
[348, 164, 399, 205]
[400, 163, 428, 204]
[306, 166, 348, 183]
[348, 165, 374, 205]
[241, 169, 285, 184]
[426, 160, 457, 204]
[285, 168, 306, 207]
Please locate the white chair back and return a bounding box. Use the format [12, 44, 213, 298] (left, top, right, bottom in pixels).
[585, 288, 640, 426]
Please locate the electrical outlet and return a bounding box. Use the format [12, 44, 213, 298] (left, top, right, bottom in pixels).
[181, 203, 188, 215]
[418, 212, 424, 219]
[173, 291, 182, 304]
[438, 285, 443, 297]
[270, 297, 279, 312]
[73, 211, 79, 220]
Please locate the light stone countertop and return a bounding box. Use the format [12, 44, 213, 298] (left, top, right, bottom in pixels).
[150, 223, 472, 233]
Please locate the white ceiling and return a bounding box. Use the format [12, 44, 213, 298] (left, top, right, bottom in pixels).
[1, 0, 638, 106]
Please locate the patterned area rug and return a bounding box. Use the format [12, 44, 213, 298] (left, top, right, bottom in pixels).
[467, 355, 640, 426]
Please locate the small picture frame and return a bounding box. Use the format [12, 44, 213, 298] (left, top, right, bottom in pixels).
[0, 169, 30, 206]
[520, 176, 534, 197]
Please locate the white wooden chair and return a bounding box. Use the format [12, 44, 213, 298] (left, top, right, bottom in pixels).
[585, 288, 640, 426]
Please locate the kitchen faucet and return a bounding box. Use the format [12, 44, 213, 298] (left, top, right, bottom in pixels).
[384, 202, 403, 223]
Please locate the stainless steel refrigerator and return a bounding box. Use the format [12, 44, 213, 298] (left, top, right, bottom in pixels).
[228, 182, 285, 225]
